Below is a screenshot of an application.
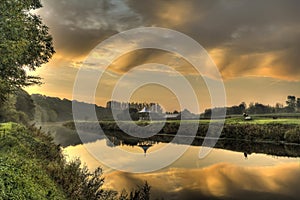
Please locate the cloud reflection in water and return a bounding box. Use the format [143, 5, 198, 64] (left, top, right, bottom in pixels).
[64, 140, 300, 199]
[105, 162, 300, 200]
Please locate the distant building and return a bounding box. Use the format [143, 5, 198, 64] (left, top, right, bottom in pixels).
[106, 101, 163, 114]
[138, 141, 156, 156]
[164, 113, 180, 120]
[138, 107, 150, 121]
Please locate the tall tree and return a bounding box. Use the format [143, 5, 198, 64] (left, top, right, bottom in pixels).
[286, 95, 296, 112]
[0, 0, 54, 103]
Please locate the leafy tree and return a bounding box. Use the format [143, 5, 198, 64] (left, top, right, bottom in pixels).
[238, 102, 246, 112]
[15, 88, 35, 120]
[0, 93, 30, 124]
[286, 95, 296, 112]
[275, 103, 284, 113]
[0, 0, 54, 103]
[247, 102, 273, 114]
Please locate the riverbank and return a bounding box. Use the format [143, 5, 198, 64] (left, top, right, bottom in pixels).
[63, 118, 300, 144]
[0, 123, 151, 199]
[0, 123, 66, 199]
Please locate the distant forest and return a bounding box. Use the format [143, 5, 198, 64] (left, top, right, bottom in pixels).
[203, 96, 300, 118]
[0, 89, 299, 123]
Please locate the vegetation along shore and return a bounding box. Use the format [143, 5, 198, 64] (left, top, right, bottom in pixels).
[64, 117, 300, 145]
[0, 123, 152, 199]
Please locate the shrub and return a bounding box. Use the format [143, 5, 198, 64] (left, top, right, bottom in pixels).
[1, 123, 156, 200]
[284, 127, 300, 143]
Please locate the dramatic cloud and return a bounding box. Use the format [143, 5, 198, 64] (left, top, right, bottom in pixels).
[39, 0, 143, 57]
[38, 0, 300, 80]
[26, 0, 300, 109]
[127, 0, 300, 80]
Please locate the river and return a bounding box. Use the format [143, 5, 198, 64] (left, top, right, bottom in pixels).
[40, 123, 300, 200]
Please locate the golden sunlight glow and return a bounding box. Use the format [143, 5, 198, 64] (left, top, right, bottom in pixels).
[104, 163, 300, 199]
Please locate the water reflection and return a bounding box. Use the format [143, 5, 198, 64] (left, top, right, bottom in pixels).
[104, 162, 300, 200]
[64, 140, 300, 200]
[43, 122, 300, 158]
[64, 140, 299, 171]
[43, 123, 300, 199]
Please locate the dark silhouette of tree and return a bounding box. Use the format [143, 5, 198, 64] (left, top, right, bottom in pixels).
[247, 103, 273, 114]
[173, 110, 179, 114]
[297, 98, 300, 112]
[129, 181, 151, 200]
[239, 102, 246, 112]
[275, 103, 284, 113]
[286, 95, 296, 112]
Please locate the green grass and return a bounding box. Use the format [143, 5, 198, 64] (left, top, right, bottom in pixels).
[0, 122, 14, 131]
[138, 117, 300, 125]
[224, 117, 300, 125]
[0, 123, 67, 199]
[164, 118, 300, 125]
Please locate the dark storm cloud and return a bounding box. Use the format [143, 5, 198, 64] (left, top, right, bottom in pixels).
[39, 0, 143, 57]
[39, 0, 300, 79]
[127, 0, 300, 79]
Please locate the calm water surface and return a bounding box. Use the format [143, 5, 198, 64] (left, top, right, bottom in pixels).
[42, 123, 300, 200]
[64, 140, 300, 200]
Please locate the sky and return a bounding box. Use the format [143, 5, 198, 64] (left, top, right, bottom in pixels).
[26, 0, 300, 112]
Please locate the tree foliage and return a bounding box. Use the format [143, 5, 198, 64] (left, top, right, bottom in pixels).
[0, 0, 54, 102]
[1, 123, 154, 200]
[0, 89, 34, 124]
[286, 95, 296, 112]
[203, 95, 300, 118]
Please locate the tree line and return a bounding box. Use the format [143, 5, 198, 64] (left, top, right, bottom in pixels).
[203, 95, 300, 118]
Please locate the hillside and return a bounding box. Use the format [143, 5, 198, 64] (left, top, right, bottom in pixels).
[31, 94, 113, 122]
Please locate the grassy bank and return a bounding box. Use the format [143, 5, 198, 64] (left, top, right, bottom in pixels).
[0, 123, 66, 199]
[64, 118, 300, 144]
[0, 123, 152, 200]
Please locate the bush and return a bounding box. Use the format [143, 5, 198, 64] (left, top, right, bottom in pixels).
[284, 127, 300, 143]
[1, 123, 155, 200]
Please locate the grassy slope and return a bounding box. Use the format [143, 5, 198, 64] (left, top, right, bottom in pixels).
[0, 123, 67, 200]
